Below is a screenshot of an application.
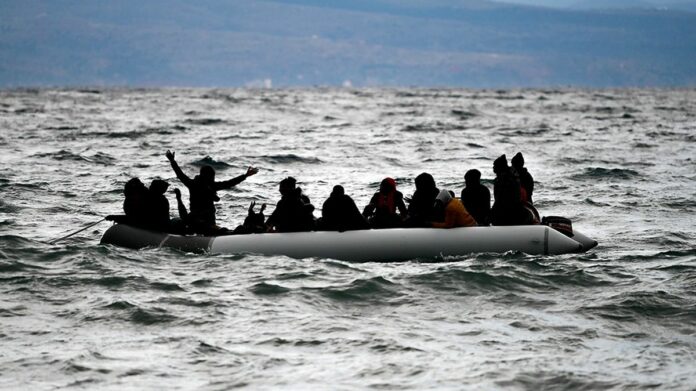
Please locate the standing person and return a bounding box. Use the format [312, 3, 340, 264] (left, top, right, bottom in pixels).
[165, 150, 258, 235]
[431, 190, 477, 228]
[511, 152, 534, 204]
[405, 172, 440, 227]
[265, 177, 316, 232]
[460, 169, 491, 226]
[363, 177, 407, 229]
[490, 154, 532, 226]
[319, 185, 369, 232]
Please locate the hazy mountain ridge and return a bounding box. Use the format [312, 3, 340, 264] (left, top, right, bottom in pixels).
[497, 0, 696, 12]
[1, 0, 695, 87]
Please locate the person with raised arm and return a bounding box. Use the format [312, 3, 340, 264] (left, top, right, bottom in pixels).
[165, 150, 258, 235]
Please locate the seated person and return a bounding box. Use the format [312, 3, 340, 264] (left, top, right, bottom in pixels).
[460, 169, 491, 226]
[107, 177, 149, 228]
[431, 190, 477, 228]
[146, 179, 171, 232]
[266, 177, 316, 232]
[233, 201, 267, 235]
[319, 185, 369, 232]
[490, 154, 534, 226]
[405, 172, 439, 227]
[511, 152, 534, 204]
[362, 177, 407, 229]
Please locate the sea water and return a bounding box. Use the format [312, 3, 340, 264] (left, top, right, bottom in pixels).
[1, 88, 695, 389]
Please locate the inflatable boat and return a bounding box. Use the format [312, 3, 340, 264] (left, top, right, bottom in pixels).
[100, 224, 598, 262]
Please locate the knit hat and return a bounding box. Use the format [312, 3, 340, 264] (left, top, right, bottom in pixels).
[511, 152, 524, 168]
[493, 154, 508, 172]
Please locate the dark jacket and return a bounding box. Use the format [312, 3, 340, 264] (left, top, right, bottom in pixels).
[122, 178, 149, 228]
[461, 184, 491, 226]
[491, 169, 531, 226]
[515, 167, 534, 204]
[406, 187, 439, 227]
[363, 191, 407, 229]
[321, 194, 368, 231]
[169, 160, 247, 229]
[266, 189, 316, 232]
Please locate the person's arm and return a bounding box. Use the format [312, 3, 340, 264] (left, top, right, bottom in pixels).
[396, 192, 407, 216]
[484, 187, 491, 212]
[106, 215, 129, 224]
[265, 201, 280, 231]
[362, 194, 377, 217]
[432, 206, 455, 228]
[166, 150, 194, 188]
[214, 166, 258, 190]
[174, 188, 188, 220]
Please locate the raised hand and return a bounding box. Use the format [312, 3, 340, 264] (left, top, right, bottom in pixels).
[166, 150, 175, 162]
[246, 166, 259, 177]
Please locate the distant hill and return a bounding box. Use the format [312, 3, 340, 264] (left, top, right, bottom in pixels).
[568, 0, 696, 11]
[498, 0, 696, 12]
[0, 0, 695, 87]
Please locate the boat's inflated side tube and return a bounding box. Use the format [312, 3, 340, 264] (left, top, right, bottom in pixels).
[100, 224, 212, 253]
[209, 226, 584, 262]
[100, 224, 591, 261]
[568, 230, 598, 252]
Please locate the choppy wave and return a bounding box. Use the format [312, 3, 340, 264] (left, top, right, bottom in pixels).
[30, 150, 116, 165]
[1, 87, 696, 389]
[260, 154, 323, 164]
[191, 156, 232, 169]
[582, 290, 696, 323]
[185, 118, 226, 126]
[571, 167, 642, 181]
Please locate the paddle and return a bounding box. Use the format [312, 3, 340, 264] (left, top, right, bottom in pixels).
[48, 218, 106, 244]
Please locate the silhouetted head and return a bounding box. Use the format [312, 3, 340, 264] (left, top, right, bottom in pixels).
[124, 178, 146, 197]
[331, 185, 345, 197]
[149, 179, 169, 195]
[493, 154, 509, 175]
[464, 169, 481, 186]
[414, 172, 436, 192]
[279, 176, 297, 196]
[199, 165, 215, 184]
[380, 177, 396, 194]
[511, 152, 525, 169]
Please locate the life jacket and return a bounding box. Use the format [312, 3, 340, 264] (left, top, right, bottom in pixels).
[376, 192, 396, 214]
[520, 186, 528, 203]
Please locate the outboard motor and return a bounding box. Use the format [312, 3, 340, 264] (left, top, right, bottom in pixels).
[542, 216, 573, 237]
